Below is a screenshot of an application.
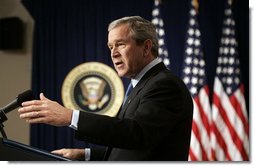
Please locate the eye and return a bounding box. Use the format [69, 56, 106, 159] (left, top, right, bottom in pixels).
[117, 42, 125, 48]
[108, 45, 113, 50]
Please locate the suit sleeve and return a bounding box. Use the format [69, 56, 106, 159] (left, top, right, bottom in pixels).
[75, 111, 144, 149]
[90, 147, 107, 161]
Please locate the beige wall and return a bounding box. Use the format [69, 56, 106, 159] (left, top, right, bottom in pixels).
[0, 0, 34, 145]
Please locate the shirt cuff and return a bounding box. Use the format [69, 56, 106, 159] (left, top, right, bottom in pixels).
[85, 148, 91, 161]
[69, 109, 80, 130]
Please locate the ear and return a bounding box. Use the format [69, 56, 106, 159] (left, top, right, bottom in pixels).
[143, 39, 152, 56]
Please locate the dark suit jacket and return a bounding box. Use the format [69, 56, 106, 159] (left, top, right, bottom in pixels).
[76, 62, 193, 161]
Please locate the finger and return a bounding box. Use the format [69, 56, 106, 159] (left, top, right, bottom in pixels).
[20, 111, 39, 119]
[40, 93, 48, 101]
[26, 116, 45, 124]
[21, 100, 43, 107]
[18, 107, 32, 113]
[51, 149, 64, 155]
[18, 104, 44, 113]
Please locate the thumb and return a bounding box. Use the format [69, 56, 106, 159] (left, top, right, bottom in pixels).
[40, 93, 48, 100]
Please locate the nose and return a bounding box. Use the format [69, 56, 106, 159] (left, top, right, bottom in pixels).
[111, 47, 120, 58]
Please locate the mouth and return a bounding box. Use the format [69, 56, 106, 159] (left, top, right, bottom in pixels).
[114, 61, 124, 68]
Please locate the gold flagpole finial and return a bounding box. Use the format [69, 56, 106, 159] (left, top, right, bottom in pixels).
[192, 0, 199, 11]
[156, 0, 162, 4]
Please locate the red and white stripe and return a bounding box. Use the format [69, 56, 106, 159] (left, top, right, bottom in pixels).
[211, 77, 249, 161]
[188, 85, 212, 161]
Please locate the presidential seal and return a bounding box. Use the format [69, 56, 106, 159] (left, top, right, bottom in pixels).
[61, 62, 124, 117]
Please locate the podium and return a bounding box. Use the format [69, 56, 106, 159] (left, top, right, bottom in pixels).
[0, 137, 72, 161]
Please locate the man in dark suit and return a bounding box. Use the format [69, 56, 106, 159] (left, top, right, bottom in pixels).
[19, 16, 193, 161]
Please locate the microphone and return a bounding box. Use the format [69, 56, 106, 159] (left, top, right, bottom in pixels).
[0, 90, 34, 138]
[1, 90, 35, 114]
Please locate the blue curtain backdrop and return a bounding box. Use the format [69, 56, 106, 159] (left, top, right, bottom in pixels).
[21, 0, 248, 151]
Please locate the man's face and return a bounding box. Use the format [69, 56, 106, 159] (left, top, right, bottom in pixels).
[108, 24, 146, 78]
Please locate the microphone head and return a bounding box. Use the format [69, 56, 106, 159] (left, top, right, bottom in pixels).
[17, 90, 35, 106]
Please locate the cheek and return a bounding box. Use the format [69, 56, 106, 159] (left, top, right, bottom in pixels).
[121, 47, 143, 71]
[120, 50, 130, 65]
[127, 52, 143, 71]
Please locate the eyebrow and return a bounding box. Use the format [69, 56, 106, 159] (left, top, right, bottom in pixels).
[107, 39, 127, 47]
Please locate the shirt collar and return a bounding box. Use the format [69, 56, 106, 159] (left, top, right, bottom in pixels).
[131, 58, 161, 88]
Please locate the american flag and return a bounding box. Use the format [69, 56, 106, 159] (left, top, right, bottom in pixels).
[181, 0, 212, 161]
[210, 0, 249, 161]
[151, 0, 170, 68]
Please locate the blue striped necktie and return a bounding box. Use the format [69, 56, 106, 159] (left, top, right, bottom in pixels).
[123, 83, 133, 105]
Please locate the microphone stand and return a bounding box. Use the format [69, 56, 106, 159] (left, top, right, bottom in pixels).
[0, 109, 8, 138]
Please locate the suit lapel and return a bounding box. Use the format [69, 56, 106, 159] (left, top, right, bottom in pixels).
[118, 62, 167, 118]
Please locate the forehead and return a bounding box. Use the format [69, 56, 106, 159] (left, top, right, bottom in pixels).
[108, 24, 131, 42]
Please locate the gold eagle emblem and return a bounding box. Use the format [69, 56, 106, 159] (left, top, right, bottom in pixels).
[61, 62, 124, 117]
[79, 77, 109, 110]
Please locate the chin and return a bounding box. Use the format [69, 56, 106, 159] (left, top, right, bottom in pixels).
[116, 71, 124, 77]
[117, 71, 128, 78]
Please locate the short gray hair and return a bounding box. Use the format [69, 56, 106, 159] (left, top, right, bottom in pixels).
[108, 16, 159, 57]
